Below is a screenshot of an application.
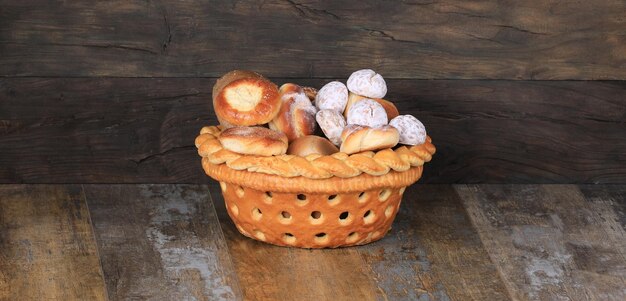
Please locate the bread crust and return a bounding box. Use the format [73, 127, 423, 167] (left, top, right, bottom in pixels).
[269, 83, 317, 141]
[340, 125, 400, 155]
[219, 126, 288, 156]
[345, 92, 399, 120]
[315, 109, 346, 146]
[213, 70, 281, 126]
[287, 135, 339, 157]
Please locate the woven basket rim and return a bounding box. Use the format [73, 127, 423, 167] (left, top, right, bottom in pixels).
[203, 158, 424, 193]
[195, 125, 436, 180]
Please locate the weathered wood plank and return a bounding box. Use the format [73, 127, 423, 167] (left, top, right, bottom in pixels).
[0, 185, 107, 301]
[208, 182, 382, 301]
[210, 183, 510, 300]
[84, 184, 242, 300]
[356, 184, 511, 300]
[1, 78, 624, 184]
[456, 184, 626, 301]
[579, 185, 626, 231]
[1, 0, 625, 79]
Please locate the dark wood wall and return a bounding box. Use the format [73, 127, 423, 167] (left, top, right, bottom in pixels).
[1, 0, 625, 183]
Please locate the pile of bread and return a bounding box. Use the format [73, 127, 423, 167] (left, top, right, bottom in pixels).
[213, 69, 427, 158]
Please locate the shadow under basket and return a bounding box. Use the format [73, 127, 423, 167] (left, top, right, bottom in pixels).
[196, 125, 435, 248]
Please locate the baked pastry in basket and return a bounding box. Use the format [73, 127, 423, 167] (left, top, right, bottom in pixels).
[196, 69, 435, 248]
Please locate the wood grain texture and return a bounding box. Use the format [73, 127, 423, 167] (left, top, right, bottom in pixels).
[1, 0, 625, 79]
[84, 184, 242, 301]
[356, 184, 511, 300]
[1, 78, 624, 184]
[456, 184, 626, 301]
[0, 185, 107, 301]
[208, 182, 382, 301]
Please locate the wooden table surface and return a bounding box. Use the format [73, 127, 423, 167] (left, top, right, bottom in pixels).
[1, 183, 624, 301]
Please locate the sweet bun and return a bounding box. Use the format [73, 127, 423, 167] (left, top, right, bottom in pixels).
[339, 125, 400, 155]
[346, 98, 388, 128]
[287, 135, 339, 157]
[389, 115, 427, 145]
[315, 109, 346, 146]
[344, 92, 399, 120]
[315, 81, 348, 113]
[346, 69, 387, 99]
[213, 70, 281, 126]
[219, 126, 288, 156]
[269, 83, 317, 141]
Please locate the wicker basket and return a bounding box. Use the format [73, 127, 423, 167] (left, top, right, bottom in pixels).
[195, 125, 435, 248]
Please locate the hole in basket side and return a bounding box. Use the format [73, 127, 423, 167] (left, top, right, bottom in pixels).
[327, 194, 340, 206]
[338, 211, 352, 225]
[279, 211, 292, 224]
[358, 191, 368, 203]
[309, 211, 324, 225]
[346, 232, 359, 243]
[251, 207, 262, 221]
[385, 205, 394, 218]
[282, 233, 296, 244]
[314, 233, 329, 244]
[264, 191, 273, 204]
[254, 230, 266, 241]
[296, 194, 308, 206]
[363, 210, 376, 224]
[230, 204, 239, 216]
[379, 189, 392, 202]
[235, 186, 245, 198]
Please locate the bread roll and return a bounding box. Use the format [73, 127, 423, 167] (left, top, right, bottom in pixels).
[315, 109, 346, 146]
[389, 115, 427, 145]
[287, 135, 339, 157]
[213, 70, 281, 126]
[340, 125, 399, 155]
[344, 92, 399, 120]
[346, 69, 387, 99]
[269, 83, 317, 141]
[302, 86, 318, 102]
[315, 81, 348, 113]
[346, 98, 388, 128]
[219, 126, 288, 156]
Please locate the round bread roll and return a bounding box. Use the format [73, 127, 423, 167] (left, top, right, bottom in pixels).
[346, 98, 388, 128]
[219, 126, 288, 156]
[346, 69, 387, 99]
[287, 135, 339, 157]
[213, 70, 281, 126]
[269, 83, 317, 141]
[339, 125, 400, 155]
[315, 81, 348, 113]
[389, 115, 427, 145]
[344, 92, 399, 120]
[315, 109, 346, 146]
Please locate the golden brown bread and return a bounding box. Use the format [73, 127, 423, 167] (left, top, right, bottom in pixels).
[269, 83, 317, 141]
[218, 126, 288, 156]
[340, 125, 400, 155]
[287, 135, 339, 157]
[344, 92, 399, 120]
[213, 70, 281, 126]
